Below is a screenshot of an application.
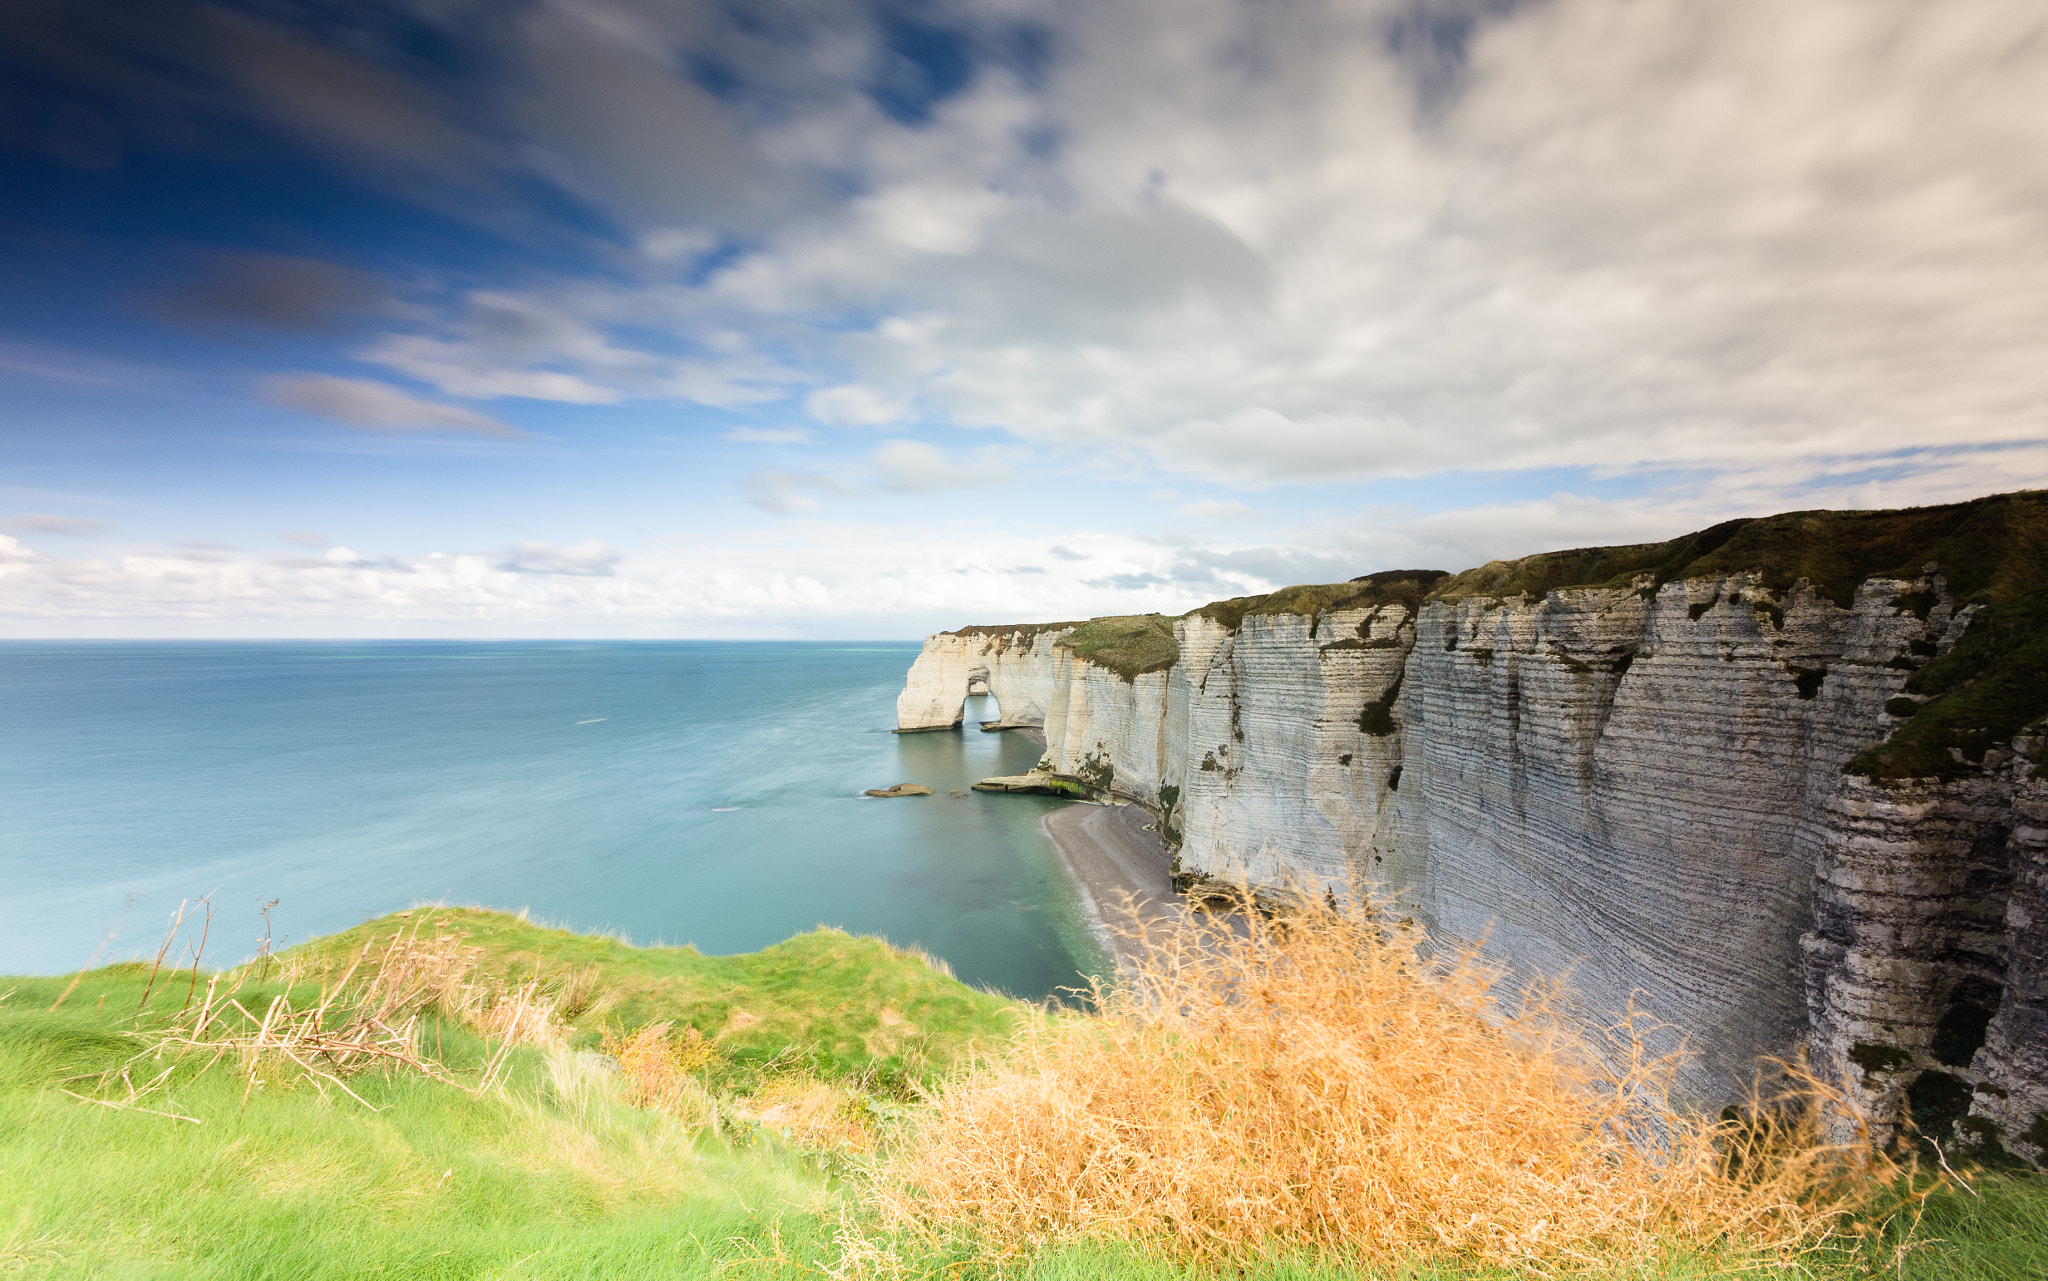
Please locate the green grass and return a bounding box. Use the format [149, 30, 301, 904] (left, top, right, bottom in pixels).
[1189, 569, 1451, 634]
[2, 918, 2042, 1279]
[1426, 490, 2048, 609]
[942, 620, 1086, 639]
[0, 963, 835, 1279]
[286, 908, 1023, 1093]
[1059, 613, 1181, 681]
[1849, 586, 2048, 782]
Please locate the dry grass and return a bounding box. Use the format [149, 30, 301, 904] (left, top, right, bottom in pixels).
[603, 1020, 717, 1114]
[872, 891, 1899, 1276]
[82, 914, 574, 1112]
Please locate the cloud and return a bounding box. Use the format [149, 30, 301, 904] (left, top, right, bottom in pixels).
[498, 539, 623, 576]
[260, 374, 523, 439]
[278, 531, 329, 547]
[742, 468, 861, 515]
[724, 427, 815, 444]
[201, 8, 491, 189]
[99, 0, 2022, 508]
[1175, 499, 1263, 522]
[17, 0, 2045, 503]
[0, 341, 168, 391]
[11, 467, 2045, 638]
[0, 514, 108, 536]
[807, 384, 908, 427]
[869, 440, 1012, 492]
[1048, 544, 1091, 561]
[148, 252, 387, 334]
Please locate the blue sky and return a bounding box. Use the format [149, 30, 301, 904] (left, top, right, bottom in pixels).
[2, 0, 2043, 637]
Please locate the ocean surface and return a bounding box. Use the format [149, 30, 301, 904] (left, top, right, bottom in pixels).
[0, 641, 1105, 996]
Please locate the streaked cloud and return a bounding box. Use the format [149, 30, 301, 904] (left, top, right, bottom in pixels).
[147, 252, 387, 334]
[260, 374, 523, 440]
[868, 440, 1010, 493]
[498, 539, 622, 577]
[724, 427, 815, 444]
[0, 514, 109, 537]
[741, 468, 861, 516]
[1175, 499, 1263, 523]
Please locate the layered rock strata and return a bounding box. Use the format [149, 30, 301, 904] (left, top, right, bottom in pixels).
[898, 495, 2048, 1153]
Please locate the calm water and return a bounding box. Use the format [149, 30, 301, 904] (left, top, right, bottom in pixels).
[0, 641, 1104, 996]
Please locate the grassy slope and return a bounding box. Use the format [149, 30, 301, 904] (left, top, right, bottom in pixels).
[289, 908, 1022, 1091]
[2, 922, 2043, 1278]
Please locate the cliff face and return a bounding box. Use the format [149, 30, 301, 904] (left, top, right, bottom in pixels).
[899, 494, 2048, 1157]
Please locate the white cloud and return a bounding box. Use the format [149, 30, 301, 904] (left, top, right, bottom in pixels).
[741, 468, 860, 515]
[8, 456, 2047, 638]
[0, 514, 108, 537]
[868, 440, 1011, 493]
[724, 426, 815, 444]
[1175, 499, 1263, 522]
[806, 383, 908, 427]
[261, 374, 523, 439]
[332, 0, 2040, 504]
[498, 539, 623, 576]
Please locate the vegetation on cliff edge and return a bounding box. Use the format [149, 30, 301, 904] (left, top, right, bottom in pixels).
[2, 905, 2041, 1278]
[1058, 613, 1180, 681]
[1190, 569, 1451, 633]
[1848, 585, 2048, 783]
[1427, 490, 2048, 609]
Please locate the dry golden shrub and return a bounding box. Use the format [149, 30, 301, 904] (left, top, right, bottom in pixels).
[603, 1021, 716, 1113]
[745, 1078, 875, 1153]
[873, 891, 1894, 1275]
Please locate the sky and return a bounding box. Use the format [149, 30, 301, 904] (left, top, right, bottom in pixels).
[1, 0, 2043, 638]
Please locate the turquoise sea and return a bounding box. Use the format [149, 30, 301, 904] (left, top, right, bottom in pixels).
[0, 641, 1104, 997]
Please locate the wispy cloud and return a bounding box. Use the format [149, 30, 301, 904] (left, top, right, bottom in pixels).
[0, 513, 108, 537]
[261, 374, 524, 440]
[724, 427, 814, 444]
[498, 539, 622, 576]
[868, 440, 1011, 493]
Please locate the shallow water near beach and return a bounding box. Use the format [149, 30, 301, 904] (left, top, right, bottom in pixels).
[0, 641, 1105, 996]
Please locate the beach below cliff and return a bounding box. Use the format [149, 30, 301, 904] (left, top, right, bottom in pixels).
[1041, 800, 1179, 974]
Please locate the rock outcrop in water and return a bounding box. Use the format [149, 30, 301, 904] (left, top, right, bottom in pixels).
[899, 492, 2048, 1161]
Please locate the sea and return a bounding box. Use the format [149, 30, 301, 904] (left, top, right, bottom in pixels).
[0, 641, 1106, 997]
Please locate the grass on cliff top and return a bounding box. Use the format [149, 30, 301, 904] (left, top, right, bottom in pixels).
[1849, 585, 2048, 783]
[2, 909, 2043, 1279]
[1189, 570, 1451, 634]
[1427, 489, 2048, 609]
[287, 907, 1023, 1093]
[942, 620, 1085, 639]
[1058, 613, 1180, 681]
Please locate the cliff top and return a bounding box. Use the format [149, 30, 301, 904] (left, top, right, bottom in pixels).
[1428, 490, 2048, 609]
[942, 620, 1084, 639]
[1190, 569, 1452, 632]
[1058, 613, 1180, 680]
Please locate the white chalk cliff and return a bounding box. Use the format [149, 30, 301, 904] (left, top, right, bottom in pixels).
[899, 494, 2048, 1162]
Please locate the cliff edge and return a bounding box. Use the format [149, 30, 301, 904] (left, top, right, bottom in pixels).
[898, 491, 2048, 1160]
